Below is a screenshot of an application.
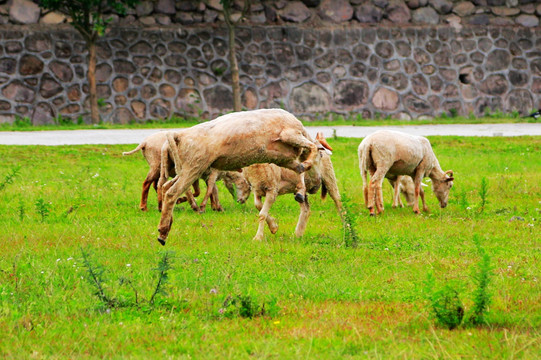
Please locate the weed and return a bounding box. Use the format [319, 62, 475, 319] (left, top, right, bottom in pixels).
[80, 247, 116, 308]
[149, 251, 174, 305]
[468, 236, 492, 326]
[448, 108, 459, 118]
[0, 165, 21, 192]
[13, 116, 31, 127]
[341, 192, 359, 248]
[34, 198, 51, 222]
[17, 198, 25, 222]
[220, 293, 279, 319]
[478, 177, 489, 213]
[427, 279, 465, 330]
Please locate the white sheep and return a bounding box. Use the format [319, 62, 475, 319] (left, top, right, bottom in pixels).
[243, 132, 342, 241]
[158, 109, 319, 245]
[358, 130, 454, 216]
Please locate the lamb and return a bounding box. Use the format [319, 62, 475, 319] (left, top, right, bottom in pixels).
[388, 175, 426, 209]
[158, 108, 319, 245]
[243, 132, 342, 241]
[358, 130, 454, 216]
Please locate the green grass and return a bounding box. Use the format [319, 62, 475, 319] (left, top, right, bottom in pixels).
[1, 113, 538, 131]
[1, 136, 540, 358]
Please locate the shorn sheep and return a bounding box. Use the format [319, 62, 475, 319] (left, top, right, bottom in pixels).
[123, 131, 249, 212]
[122, 131, 199, 212]
[158, 109, 319, 245]
[243, 132, 342, 241]
[358, 130, 454, 216]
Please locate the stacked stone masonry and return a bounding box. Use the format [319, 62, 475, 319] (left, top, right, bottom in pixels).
[2, 22, 541, 122]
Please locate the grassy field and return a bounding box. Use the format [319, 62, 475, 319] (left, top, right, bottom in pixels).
[0, 136, 540, 358]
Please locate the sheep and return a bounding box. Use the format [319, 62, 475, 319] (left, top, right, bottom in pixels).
[243, 132, 342, 241]
[124, 131, 248, 213]
[387, 175, 426, 209]
[158, 108, 319, 246]
[122, 131, 200, 212]
[358, 130, 454, 216]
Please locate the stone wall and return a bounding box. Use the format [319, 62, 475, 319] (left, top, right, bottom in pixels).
[1, 23, 541, 124]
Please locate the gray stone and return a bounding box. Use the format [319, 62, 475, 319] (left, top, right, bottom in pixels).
[290, 82, 330, 114]
[515, 15, 539, 27]
[404, 93, 432, 113]
[40, 12, 67, 25]
[318, 0, 353, 23]
[204, 85, 233, 111]
[280, 1, 311, 23]
[19, 54, 43, 75]
[49, 61, 73, 82]
[111, 108, 133, 124]
[375, 42, 394, 59]
[354, 4, 383, 23]
[136, 1, 154, 17]
[412, 7, 439, 24]
[95, 63, 113, 82]
[114, 59, 136, 74]
[453, 2, 475, 16]
[333, 80, 369, 109]
[429, 0, 453, 14]
[150, 99, 171, 118]
[31, 102, 55, 125]
[155, 0, 176, 15]
[372, 87, 399, 110]
[3, 80, 35, 103]
[386, 0, 411, 24]
[406, 0, 428, 9]
[480, 74, 508, 95]
[486, 49, 511, 71]
[412, 74, 429, 95]
[506, 89, 532, 114]
[38, 75, 61, 99]
[9, 0, 40, 24]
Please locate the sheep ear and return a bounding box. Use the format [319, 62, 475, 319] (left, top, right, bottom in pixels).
[445, 170, 454, 177]
[316, 132, 333, 151]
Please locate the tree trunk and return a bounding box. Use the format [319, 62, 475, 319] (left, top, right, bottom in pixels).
[88, 40, 100, 124]
[227, 24, 242, 112]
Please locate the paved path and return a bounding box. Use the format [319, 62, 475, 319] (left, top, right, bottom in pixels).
[0, 123, 540, 145]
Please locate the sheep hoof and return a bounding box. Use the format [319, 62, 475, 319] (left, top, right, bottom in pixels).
[294, 193, 305, 203]
[157, 238, 166, 246]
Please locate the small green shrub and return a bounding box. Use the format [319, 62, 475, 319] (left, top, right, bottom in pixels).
[468, 236, 492, 326]
[341, 192, 359, 248]
[0, 165, 21, 192]
[478, 177, 489, 213]
[219, 294, 279, 319]
[34, 198, 51, 222]
[430, 283, 465, 330]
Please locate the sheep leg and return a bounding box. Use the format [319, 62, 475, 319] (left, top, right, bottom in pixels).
[412, 174, 424, 214]
[294, 195, 310, 237]
[199, 170, 220, 213]
[210, 186, 223, 212]
[420, 186, 428, 212]
[368, 168, 387, 216]
[158, 168, 204, 246]
[391, 178, 404, 208]
[253, 191, 278, 241]
[294, 172, 307, 203]
[139, 168, 160, 211]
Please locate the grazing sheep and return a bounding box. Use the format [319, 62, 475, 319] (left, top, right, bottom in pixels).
[122, 131, 200, 212]
[388, 175, 426, 209]
[243, 132, 342, 241]
[358, 130, 454, 216]
[158, 108, 319, 246]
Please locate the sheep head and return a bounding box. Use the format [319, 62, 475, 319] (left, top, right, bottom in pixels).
[432, 170, 454, 208]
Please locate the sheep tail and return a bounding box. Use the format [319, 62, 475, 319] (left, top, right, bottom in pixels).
[122, 143, 144, 156]
[166, 131, 182, 175]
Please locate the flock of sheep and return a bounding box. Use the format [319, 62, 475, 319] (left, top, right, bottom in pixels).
[123, 108, 454, 245]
